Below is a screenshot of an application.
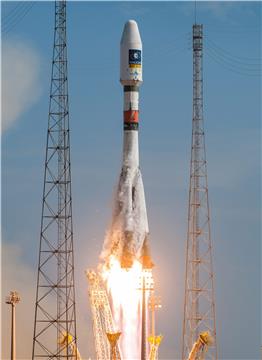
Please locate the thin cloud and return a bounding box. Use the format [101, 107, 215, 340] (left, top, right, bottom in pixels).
[202, 1, 235, 19]
[119, 2, 151, 17]
[1, 39, 41, 133]
[180, 1, 242, 23]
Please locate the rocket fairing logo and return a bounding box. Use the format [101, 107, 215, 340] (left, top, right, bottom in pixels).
[129, 49, 141, 68]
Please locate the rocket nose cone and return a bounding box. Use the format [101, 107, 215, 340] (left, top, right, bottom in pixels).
[121, 19, 142, 45]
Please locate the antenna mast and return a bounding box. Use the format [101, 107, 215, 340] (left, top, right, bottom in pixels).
[32, 1, 77, 358]
[182, 24, 217, 360]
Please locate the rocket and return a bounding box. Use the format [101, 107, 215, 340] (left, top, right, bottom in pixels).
[102, 20, 153, 269]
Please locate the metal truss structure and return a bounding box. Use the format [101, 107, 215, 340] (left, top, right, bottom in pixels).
[32, 1, 77, 358]
[182, 24, 217, 360]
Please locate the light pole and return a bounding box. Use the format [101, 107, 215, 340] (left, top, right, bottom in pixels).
[148, 294, 161, 337]
[138, 270, 154, 360]
[6, 291, 21, 360]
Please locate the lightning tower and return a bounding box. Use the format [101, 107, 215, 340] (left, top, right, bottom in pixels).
[182, 24, 217, 360]
[32, 1, 78, 358]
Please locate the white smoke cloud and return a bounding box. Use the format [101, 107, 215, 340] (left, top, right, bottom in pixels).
[1, 241, 92, 360]
[1, 39, 41, 133]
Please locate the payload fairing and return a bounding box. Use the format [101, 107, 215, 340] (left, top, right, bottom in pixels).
[101, 20, 153, 269]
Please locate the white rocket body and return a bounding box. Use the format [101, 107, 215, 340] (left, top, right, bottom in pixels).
[120, 20, 142, 85]
[102, 20, 152, 269]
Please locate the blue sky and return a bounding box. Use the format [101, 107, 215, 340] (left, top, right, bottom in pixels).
[1, 1, 261, 359]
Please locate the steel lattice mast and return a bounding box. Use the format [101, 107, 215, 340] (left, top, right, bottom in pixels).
[32, 1, 77, 358]
[182, 24, 217, 360]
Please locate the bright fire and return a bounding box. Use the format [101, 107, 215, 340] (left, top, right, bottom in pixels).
[101, 255, 152, 359]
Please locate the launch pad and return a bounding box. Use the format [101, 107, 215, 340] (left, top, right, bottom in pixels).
[29, 2, 217, 360]
[90, 20, 158, 360]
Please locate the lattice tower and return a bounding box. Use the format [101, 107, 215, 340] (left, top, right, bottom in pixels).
[32, 1, 77, 358]
[182, 24, 217, 360]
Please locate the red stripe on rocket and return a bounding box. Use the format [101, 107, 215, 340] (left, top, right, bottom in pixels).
[124, 110, 139, 123]
[101, 20, 153, 270]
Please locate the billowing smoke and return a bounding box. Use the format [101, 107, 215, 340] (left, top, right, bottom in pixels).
[98, 19, 153, 358]
[100, 166, 152, 269]
[101, 256, 143, 359]
[99, 167, 153, 359]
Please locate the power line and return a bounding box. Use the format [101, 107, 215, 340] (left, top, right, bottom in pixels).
[2, 2, 35, 34]
[205, 49, 261, 77]
[205, 24, 261, 35]
[205, 43, 261, 72]
[3, 2, 28, 22]
[205, 46, 261, 74]
[2, 2, 35, 35]
[206, 37, 261, 63]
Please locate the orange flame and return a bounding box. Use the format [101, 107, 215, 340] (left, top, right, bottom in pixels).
[101, 256, 152, 359]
